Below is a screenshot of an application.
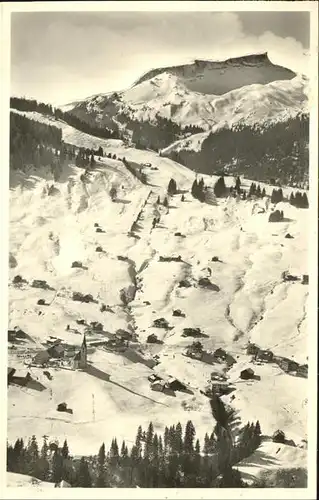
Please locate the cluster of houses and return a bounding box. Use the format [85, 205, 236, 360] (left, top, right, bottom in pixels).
[148, 373, 190, 394]
[184, 343, 237, 367]
[246, 342, 308, 378]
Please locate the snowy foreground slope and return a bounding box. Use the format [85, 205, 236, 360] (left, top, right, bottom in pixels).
[8, 112, 308, 476]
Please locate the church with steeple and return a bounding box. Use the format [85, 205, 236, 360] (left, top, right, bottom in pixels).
[73, 334, 87, 370]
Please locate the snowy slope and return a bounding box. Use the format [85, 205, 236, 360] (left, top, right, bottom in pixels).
[8, 112, 309, 465]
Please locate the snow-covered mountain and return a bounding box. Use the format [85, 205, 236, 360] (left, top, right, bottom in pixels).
[64, 53, 308, 186]
[67, 53, 307, 133]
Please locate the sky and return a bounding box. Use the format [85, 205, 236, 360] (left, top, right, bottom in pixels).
[11, 10, 310, 106]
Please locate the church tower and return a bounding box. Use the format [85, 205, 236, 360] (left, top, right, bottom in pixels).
[73, 334, 87, 370]
[79, 334, 87, 368]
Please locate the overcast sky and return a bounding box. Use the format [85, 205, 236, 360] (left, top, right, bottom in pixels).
[11, 11, 310, 105]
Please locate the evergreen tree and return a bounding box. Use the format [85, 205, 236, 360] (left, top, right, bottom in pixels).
[61, 439, 69, 459]
[76, 457, 92, 487]
[289, 192, 295, 206]
[235, 176, 241, 192]
[256, 185, 262, 198]
[96, 443, 107, 487]
[301, 192, 309, 208]
[181, 194, 185, 202]
[214, 176, 227, 198]
[168, 178, 177, 195]
[163, 196, 169, 208]
[191, 179, 198, 199]
[52, 450, 63, 483]
[183, 420, 195, 454]
[156, 195, 160, 204]
[242, 191, 246, 200]
[271, 188, 278, 204]
[261, 187, 266, 198]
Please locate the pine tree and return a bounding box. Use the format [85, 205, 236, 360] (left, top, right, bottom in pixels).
[191, 179, 198, 199]
[271, 188, 278, 204]
[214, 176, 227, 198]
[175, 422, 183, 454]
[96, 443, 107, 487]
[289, 192, 295, 206]
[163, 196, 169, 208]
[203, 433, 210, 455]
[235, 176, 241, 192]
[52, 450, 63, 483]
[145, 422, 154, 459]
[156, 195, 160, 204]
[168, 178, 177, 195]
[242, 191, 246, 200]
[302, 192, 309, 208]
[61, 439, 69, 459]
[261, 187, 266, 198]
[183, 420, 195, 454]
[76, 456, 92, 487]
[256, 185, 262, 198]
[181, 194, 185, 202]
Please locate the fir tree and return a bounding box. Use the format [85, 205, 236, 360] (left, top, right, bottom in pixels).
[96, 443, 107, 487]
[289, 192, 295, 206]
[181, 194, 185, 202]
[191, 179, 198, 199]
[261, 187, 266, 198]
[214, 176, 227, 198]
[163, 196, 169, 208]
[51, 450, 63, 483]
[76, 457, 92, 487]
[61, 439, 69, 459]
[301, 192, 309, 208]
[235, 176, 241, 192]
[168, 178, 177, 195]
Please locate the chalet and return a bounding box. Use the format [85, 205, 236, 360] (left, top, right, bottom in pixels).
[32, 350, 50, 365]
[182, 327, 202, 337]
[7, 367, 16, 384]
[276, 357, 299, 373]
[186, 349, 203, 361]
[10, 370, 32, 386]
[213, 348, 227, 361]
[211, 381, 230, 395]
[147, 334, 160, 344]
[166, 377, 187, 392]
[47, 343, 65, 358]
[153, 318, 169, 329]
[31, 279, 49, 289]
[256, 349, 274, 363]
[150, 381, 165, 392]
[225, 353, 237, 367]
[172, 309, 185, 317]
[246, 342, 259, 356]
[302, 274, 309, 285]
[297, 364, 308, 378]
[148, 374, 163, 383]
[240, 368, 255, 380]
[272, 429, 286, 444]
[55, 480, 71, 488]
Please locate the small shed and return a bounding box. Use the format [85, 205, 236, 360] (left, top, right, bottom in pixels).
[302, 274, 309, 285]
[47, 343, 65, 358]
[240, 368, 255, 380]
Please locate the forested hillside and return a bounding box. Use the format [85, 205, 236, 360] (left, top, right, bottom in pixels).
[167, 113, 309, 188]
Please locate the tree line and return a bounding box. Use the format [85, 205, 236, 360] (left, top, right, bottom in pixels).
[7, 397, 263, 488]
[10, 97, 120, 141]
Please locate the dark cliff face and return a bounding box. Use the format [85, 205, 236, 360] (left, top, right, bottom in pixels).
[133, 53, 296, 95]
